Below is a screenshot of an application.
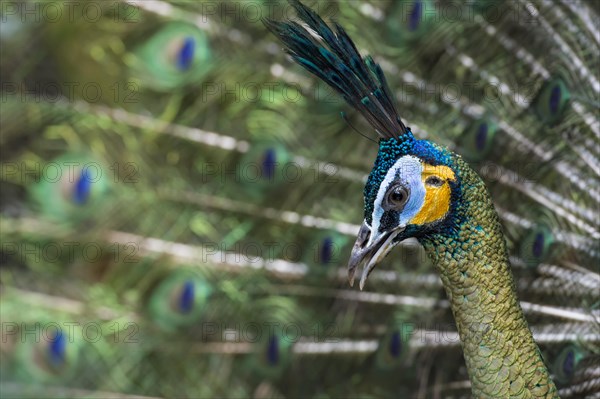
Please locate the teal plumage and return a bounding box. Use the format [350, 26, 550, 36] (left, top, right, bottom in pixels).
[1, 0, 598, 398]
[264, 0, 408, 139]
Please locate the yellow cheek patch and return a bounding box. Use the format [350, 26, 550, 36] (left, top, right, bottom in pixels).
[411, 164, 456, 225]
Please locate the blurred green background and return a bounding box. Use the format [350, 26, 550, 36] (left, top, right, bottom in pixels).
[1, 0, 598, 398]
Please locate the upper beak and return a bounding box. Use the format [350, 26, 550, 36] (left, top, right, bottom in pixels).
[348, 221, 403, 290]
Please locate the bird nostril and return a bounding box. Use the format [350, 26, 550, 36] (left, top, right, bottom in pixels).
[357, 227, 370, 249]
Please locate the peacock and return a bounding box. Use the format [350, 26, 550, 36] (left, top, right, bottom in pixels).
[263, 0, 597, 396]
[0, 0, 598, 398]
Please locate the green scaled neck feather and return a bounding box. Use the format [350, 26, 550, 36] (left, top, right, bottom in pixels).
[364, 135, 558, 397]
[418, 145, 557, 398]
[265, 0, 559, 397]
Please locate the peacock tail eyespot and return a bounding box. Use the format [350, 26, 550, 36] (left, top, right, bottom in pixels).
[408, 1, 423, 32]
[319, 236, 334, 264]
[175, 36, 195, 71]
[549, 85, 561, 115]
[166, 35, 194, 71]
[460, 118, 497, 161]
[169, 279, 196, 314]
[532, 232, 545, 259]
[250, 330, 292, 378]
[238, 143, 291, 197]
[376, 323, 409, 370]
[13, 322, 83, 383]
[177, 280, 196, 314]
[47, 329, 67, 369]
[553, 345, 585, 384]
[72, 167, 93, 206]
[306, 233, 349, 269]
[267, 335, 279, 366]
[31, 155, 110, 223]
[132, 22, 212, 91]
[149, 272, 212, 331]
[562, 349, 574, 377]
[475, 123, 488, 152]
[261, 148, 277, 180]
[386, 0, 435, 41]
[520, 225, 555, 267]
[534, 78, 571, 125]
[389, 331, 402, 358]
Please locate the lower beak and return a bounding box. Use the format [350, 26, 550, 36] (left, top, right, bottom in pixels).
[348, 222, 402, 290]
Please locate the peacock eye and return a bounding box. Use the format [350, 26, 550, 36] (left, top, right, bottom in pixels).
[384, 185, 410, 210]
[425, 176, 445, 187]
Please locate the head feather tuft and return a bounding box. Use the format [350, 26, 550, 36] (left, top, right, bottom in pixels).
[263, 0, 408, 139]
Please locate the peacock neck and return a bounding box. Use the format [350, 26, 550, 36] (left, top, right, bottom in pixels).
[418, 157, 558, 398]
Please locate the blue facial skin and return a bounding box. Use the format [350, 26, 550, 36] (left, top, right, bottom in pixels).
[363, 131, 462, 241]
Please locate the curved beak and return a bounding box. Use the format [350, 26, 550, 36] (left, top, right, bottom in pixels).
[348, 221, 403, 290]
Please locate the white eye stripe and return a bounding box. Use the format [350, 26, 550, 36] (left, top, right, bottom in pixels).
[370, 156, 426, 239]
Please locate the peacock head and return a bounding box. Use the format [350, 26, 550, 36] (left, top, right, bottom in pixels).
[349, 132, 462, 289]
[263, 0, 470, 290]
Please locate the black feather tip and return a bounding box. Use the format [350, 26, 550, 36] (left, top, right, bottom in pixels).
[263, 0, 408, 139]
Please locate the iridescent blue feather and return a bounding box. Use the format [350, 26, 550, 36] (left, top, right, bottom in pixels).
[263, 0, 407, 139]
